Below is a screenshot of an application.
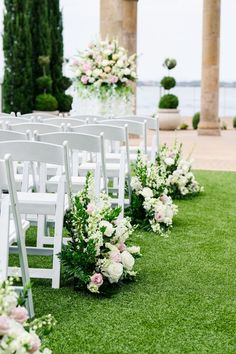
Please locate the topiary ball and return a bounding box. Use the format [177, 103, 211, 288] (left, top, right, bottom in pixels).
[192, 112, 200, 130]
[233, 116, 236, 128]
[160, 76, 176, 90]
[35, 94, 58, 111]
[56, 93, 73, 112]
[159, 94, 179, 109]
[36, 76, 52, 93]
[163, 58, 177, 70]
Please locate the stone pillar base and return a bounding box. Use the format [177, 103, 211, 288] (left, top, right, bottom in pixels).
[198, 128, 221, 136]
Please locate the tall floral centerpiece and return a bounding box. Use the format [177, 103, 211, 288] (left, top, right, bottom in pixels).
[71, 39, 137, 116]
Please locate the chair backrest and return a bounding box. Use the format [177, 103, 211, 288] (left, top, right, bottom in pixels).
[72, 124, 127, 143]
[37, 132, 107, 193]
[0, 140, 66, 166]
[19, 112, 56, 119]
[70, 114, 105, 123]
[115, 115, 157, 130]
[0, 112, 16, 117]
[100, 119, 146, 136]
[44, 118, 85, 127]
[0, 129, 27, 142]
[0, 117, 28, 129]
[8, 122, 62, 135]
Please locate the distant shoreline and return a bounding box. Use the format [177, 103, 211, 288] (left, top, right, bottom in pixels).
[138, 81, 236, 88]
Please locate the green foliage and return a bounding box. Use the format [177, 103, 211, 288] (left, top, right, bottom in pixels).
[3, 0, 33, 113]
[192, 112, 200, 129]
[179, 122, 188, 130]
[35, 93, 58, 111]
[159, 94, 179, 109]
[233, 116, 236, 128]
[56, 93, 73, 112]
[160, 76, 176, 90]
[36, 76, 52, 93]
[163, 58, 177, 70]
[59, 76, 72, 91]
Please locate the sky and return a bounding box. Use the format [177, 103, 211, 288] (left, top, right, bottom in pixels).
[0, 0, 236, 82]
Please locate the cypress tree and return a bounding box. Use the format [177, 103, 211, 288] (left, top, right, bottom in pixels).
[31, 0, 51, 99]
[3, 0, 33, 113]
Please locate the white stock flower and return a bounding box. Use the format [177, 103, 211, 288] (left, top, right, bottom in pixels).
[165, 157, 175, 166]
[141, 187, 153, 199]
[127, 246, 141, 255]
[131, 176, 142, 192]
[121, 251, 135, 271]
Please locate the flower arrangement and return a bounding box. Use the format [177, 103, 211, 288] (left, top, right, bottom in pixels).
[156, 143, 203, 198]
[59, 173, 141, 294]
[0, 278, 55, 354]
[71, 38, 137, 100]
[127, 152, 178, 234]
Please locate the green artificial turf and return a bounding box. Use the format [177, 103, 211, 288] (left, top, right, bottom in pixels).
[11, 171, 236, 353]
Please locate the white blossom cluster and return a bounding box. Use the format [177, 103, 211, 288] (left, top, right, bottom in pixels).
[0, 279, 52, 354]
[70, 174, 141, 294]
[157, 144, 203, 198]
[71, 38, 137, 98]
[130, 153, 178, 234]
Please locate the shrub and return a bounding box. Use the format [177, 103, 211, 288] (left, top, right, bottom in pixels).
[35, 93, 58, 111]
[179, 122, 188, 130]
[159, 94, 179, 109]
[36, 75, 52, 93]
[233, 116, 236, 128]
[56, 93, 73, 112]
[59, 76, 72, 91]
[221, 121, 227, 130]
[160, 76, 176, 90]
[192, 112, 200, 129]
[163, 58, 177, 70]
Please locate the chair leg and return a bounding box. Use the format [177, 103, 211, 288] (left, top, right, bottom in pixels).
[52, 177, 65, 289]
[37, 215, 46, 247]
[0, 198, 10, 282]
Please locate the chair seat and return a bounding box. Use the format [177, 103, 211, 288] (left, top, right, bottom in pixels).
[105, 152, 137, 162]
[17, 192, 67, 215]
[46, 175, 86, 193]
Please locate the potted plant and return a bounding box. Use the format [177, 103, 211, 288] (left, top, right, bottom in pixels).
[158, 58, 181, 130]
[34, 56, 58, 114]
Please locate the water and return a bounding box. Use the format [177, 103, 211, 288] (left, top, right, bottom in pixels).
[137, 86, 236, 117]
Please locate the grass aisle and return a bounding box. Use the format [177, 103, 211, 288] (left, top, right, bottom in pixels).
[25, 171, 236, 353]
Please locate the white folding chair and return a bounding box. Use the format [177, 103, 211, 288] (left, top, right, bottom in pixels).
[36, 131, 107, 196]
[0, 156, 34, 317]
[115, 115, 159, 159]
[18, 112, 56, 119]
[72, 124, 131, 211]
[0, 117, 28, 129]
[99, 119, 147, 160]
[70, 114, 105, 123]
[0, 112, 16, 117]
[44, 118, 86, 131]
[8, 122, 62, 137]
[0, 140, 71, 288]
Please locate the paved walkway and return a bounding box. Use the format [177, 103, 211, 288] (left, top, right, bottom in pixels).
[132, 130, 236, 172]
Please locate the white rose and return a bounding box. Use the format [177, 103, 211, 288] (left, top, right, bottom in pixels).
[127, 246, 140, 255]
[165, 157, 174, 166]
[112, 54, 119, 61]
[102, 59, 110, 67]
[121, 251, 135, 271]
[92, 68, 102, 78]
[141, 187, 153, 199]
[99, 220, 114, 237]
[124, 68, 131, 75]
[116, 59, 124, 68]
[105, 262, 123, 283]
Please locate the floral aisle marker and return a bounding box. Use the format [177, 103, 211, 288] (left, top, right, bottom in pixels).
[59, 173, 141, 294]
[127, 152, 178, 234]
[71, 38, 137, 116]
[0, 278, 55, 354]
[156, 143, 204, 198]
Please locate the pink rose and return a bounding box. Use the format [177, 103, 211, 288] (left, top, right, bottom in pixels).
[118, 242, 127, 252]
[90, 273, 103, 287]
[110, 250, 121, 263]
[0, 316, 10, 335]
[82, 62, 91, 71]
[10, 306, 29, 324]
[87, 203, 95, 215]
[29, 333, 41, 353]
[154, 212, 164, 222]
[109, 76, 118, 84]
[81, 75, 89, 84]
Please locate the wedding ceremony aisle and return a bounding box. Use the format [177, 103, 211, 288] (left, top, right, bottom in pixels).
[10, 170, 236, 354]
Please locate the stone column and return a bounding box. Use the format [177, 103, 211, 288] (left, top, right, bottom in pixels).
[198, 0, 221, 136]
[122, 0, 138, 55]
[100, 0, 123, 44]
